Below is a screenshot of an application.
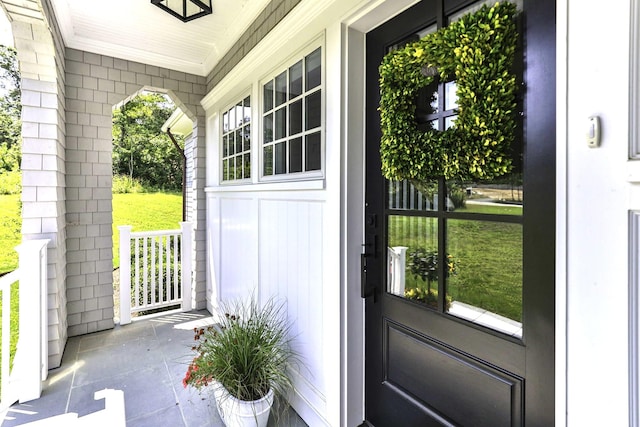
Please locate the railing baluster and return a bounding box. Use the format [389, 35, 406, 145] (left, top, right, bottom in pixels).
[143, 237, 148, 308]
[134, 237, 140, 311]
[120, 224, 192, 319]
[173, 234, 178, 301]
[1, 272, 13, 403]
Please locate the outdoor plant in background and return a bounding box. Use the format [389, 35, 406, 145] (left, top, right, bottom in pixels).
[183, 296, 300, 426]
[406, 248, 456, 309]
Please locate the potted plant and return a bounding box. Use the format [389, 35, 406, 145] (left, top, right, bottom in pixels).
[183, 296, 299, 427]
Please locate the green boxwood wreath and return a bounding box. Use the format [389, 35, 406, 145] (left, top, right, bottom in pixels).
[379, 2, 518, 181]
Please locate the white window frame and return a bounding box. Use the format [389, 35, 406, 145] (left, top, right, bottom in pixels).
[259, 42, 325, 182]
[220, 93, 252, 183]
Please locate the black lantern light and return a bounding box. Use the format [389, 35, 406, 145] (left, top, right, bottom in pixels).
[151, 0, 212, 23]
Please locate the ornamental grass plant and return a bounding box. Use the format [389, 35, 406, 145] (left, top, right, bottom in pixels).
[184, 296, 299, 408]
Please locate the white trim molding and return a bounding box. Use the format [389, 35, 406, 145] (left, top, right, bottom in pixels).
[630, 210, 640, 427]
[630, 0, 640, 159]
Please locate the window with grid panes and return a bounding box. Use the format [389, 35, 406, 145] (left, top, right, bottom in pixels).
[262, 47, 322, 177]
[221, 96, 251, 181]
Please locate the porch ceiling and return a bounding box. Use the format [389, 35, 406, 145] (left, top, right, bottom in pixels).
[48, 0, 271, 76]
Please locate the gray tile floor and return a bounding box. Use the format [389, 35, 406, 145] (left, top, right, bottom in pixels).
[1, 310, 307, 427]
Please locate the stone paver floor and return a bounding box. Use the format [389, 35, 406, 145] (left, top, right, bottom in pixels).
[1, 310, 306, 427]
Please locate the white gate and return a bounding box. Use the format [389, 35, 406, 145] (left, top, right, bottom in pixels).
[118, 222, 192, 324]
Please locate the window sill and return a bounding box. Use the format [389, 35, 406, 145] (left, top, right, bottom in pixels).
[205, 179, 325, 193]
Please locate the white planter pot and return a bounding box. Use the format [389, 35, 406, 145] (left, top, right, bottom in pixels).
[213, 384, 274, 427]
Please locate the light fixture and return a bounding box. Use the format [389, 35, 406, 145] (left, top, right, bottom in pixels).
[151, 0, 212, 23]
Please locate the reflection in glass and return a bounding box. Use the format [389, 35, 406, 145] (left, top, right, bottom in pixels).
[222, 159, 228, 181]
[448, 175, 523, 215]
[305, 132, 321, 171]
[243, 124, 251, 151]
[306, 48, 321, 90]
[446, 220, 523, 336]
[274, 107, 286, 140]
[275, 71, 287, 107]
[223, 112, 229, 133]
[290, 100, 302, 135]
[387, 180, 438, 211]
[430, 90, 439, 114]
[306, 91, 321, 130]
[236, 157, 243, 180]
[235, 129, 242, 153]
[290, 137, 302, 173]
[274, 142, 286, 174]
[263, 146, 273, 176]
[264, 81, 273, 112]
[263, 114, 273, 143]
[243, 153, 251, 179]
[430, 119, 439, 131]
[445, 115, 456, 130]
[290, 61, 303, 100]
[387, 215, 439, 310]
[444, 81, 458, 111]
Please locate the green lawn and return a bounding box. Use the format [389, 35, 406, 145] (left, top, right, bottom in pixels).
[389, 202, 523, 321]
[0, 192, 181, 377]
[0, 194, 21, 379]
[112, 192, 183, 267]
[0, 194, 20, 274]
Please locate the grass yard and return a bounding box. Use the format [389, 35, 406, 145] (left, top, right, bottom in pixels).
[0, 194, 22, 378]
[112, 192, 183, 267]
[0, 192, 181, 377]
[0, 194, 21, 274]
[389, 202, 523, 321]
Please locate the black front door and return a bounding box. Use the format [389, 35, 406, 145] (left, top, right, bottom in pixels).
[363, 1, 555, 425]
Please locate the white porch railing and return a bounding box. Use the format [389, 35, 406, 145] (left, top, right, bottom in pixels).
[387, 246, 408, 296]
[0, 239, 49, 411]
[118, 222, 192, 325]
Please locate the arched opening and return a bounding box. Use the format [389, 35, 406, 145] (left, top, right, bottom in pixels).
[110, 88, 192, 321]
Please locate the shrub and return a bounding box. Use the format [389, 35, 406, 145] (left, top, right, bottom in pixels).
[113, 175, 145, 194]
[0, 170, 21, 195]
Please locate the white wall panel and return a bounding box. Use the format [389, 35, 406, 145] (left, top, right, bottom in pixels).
[259, 199, 327, 416]
[219, 197, 258, 301]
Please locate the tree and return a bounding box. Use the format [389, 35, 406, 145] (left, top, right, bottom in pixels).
[0, 45, 21, 173]
[112, 92, 184, 191]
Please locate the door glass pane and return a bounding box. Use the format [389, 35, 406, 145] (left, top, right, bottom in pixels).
[387, 180, 438, 211]
[447, 175, 524, 215]
[446, 219, 523, 337]
[444, 115, 456, 130]
[444, 81, 458, 110]
[387, 215, 439, 310]
[222, 159, 228, 181]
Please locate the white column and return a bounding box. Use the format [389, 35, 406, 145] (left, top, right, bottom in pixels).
[180, 222, 193, 311]
[16, 239, 49, 402]
[118, 226, 132, 325]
